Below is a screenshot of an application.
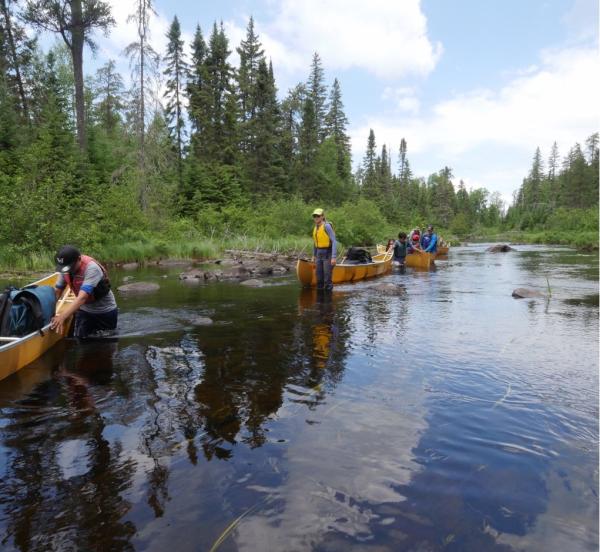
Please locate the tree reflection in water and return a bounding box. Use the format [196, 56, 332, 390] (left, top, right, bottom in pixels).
[0, 341, 136, 552]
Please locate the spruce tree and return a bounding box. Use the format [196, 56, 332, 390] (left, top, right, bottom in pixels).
[307, 52, 327, 142]
[163, 16, 188, 189]
[236, 16, 264, 128]
[187, 25, 209, 158]
[324, 78, 351, 181]
[93, 59, 124, 133]
[362, 129, 377, 195]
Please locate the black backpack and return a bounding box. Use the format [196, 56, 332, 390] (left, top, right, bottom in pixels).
[345, 247, 373, 264]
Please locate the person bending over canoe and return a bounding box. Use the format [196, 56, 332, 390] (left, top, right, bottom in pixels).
[392, 232, 410, 267]
[421, 225, 438, 253]
[50, 245, 118, 338]
[311, 208, 337, 291]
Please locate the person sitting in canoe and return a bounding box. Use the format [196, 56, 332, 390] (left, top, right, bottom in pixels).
[409, 227, 421, 244]
[410, 233, 421, 250]
[50, 245, 118, 338]
[311, 208, 337, 291]
[420, 225, 438, 253]
[392, 232, 410, 268]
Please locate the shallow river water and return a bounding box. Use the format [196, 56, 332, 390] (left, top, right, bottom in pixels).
[0, 244, 598, 551]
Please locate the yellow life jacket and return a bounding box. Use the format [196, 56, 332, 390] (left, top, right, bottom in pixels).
[313, 222, 331, 248]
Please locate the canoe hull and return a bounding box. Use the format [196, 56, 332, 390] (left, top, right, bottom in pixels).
[296, 252, 392, 287]
[0, 273, 74, 381]
[377, 244, 435, 270]
[437, 246, 449, 255]
[405, 251, 435, 269]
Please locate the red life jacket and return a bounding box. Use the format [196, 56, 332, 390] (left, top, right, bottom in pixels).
[63, 255, 110, 303]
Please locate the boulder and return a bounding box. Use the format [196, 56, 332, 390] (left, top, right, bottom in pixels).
[179, 269, 205, 280]
[122, 275, 134, 282]
[487, 244, 515, 253]
[121, 262, 139, 270]
[190, 316, 213, 326]
[240, 278, 265, 287]
[512, 288, 546, 299]
[117, 282, 160, 293]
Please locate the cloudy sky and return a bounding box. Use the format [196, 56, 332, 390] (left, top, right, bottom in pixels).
[84, 0, 598, 203]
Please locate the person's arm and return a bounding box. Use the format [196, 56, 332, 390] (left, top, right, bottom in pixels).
[325, 223, 337, 260]
[54, 273, 66, 299]
[51, 290, 89, 333]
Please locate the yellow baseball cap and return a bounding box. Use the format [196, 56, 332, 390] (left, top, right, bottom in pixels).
[312, 208, 324, 216]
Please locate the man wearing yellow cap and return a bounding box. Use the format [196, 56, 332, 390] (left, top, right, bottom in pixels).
[312, 208, 337, 290]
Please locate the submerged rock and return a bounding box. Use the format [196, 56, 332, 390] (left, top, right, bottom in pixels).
[487, 244, 515, 253]
[512, 287, 546, 299]
[240, 278, 265, 287]
[372, 283, 407, 295]
[117, 282, 160, 293]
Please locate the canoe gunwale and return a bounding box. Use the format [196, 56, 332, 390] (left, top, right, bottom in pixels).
[0, 323, 56, 353]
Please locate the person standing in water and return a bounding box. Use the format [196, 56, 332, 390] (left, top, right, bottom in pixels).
[311, 208, 337, 291]
[51, 245, 118, 338]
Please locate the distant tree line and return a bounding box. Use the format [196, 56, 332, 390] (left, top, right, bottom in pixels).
[0, 1, 597, 257]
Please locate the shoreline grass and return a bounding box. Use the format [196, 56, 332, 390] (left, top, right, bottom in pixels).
[0, 236, 315, 274]
[0, 230, 596, 276]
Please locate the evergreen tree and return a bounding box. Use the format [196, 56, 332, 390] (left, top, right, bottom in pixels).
[246, 58, 284, 195]
[361, 129, 377, 195]
[306, 52, 327, 142]
[187, 24, 209, 158]
[236, 16, 263, 129]
[324, 78, 351, 181]
[93, 59, 124, 133]
[163, 16, 188, 189]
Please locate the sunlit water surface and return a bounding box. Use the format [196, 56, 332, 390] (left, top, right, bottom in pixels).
[0, 244, 598, 551]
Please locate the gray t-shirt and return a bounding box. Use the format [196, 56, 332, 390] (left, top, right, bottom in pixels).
[56, 261, 117, 314]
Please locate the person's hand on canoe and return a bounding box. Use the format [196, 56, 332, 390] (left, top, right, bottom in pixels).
[50, 313, 67, 334]
[330, 258, 336, 266]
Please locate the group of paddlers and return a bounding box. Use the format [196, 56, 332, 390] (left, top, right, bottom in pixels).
[311, 207, 440, 289]
[386, 225, 438, 268]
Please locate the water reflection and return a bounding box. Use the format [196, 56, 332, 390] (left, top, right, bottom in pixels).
[0, 342, 136, 552]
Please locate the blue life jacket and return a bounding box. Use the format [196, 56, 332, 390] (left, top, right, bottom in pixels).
[421, 234, 432, 249]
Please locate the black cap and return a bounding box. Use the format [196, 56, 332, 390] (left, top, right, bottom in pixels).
[55, 245, 80, 273]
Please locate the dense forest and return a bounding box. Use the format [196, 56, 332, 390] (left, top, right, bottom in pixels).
[0, 1, 597, 269]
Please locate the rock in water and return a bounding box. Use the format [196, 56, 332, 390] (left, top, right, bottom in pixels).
[512, 288, 546, 299]
[240, 279, 264, 287]
[117, 282, 160, 293]
[487, 244, 515, 253]
[191, 316, 213, 326]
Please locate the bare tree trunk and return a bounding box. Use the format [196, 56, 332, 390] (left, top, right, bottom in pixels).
[71, 0, 86, 150]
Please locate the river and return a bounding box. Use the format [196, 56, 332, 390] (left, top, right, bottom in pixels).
[0, 244, 598, 551]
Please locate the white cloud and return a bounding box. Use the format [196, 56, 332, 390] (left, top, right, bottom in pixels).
[351, 46, 599, 203]
[222, 0, 441, 84]
[382, 86, 420, 114]
[264, 0, 441, 79]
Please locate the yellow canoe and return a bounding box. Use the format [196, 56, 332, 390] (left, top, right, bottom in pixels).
[0, 273, 75, 382]
[377, 244, 435, 269]
[296, 250, 392, 287]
